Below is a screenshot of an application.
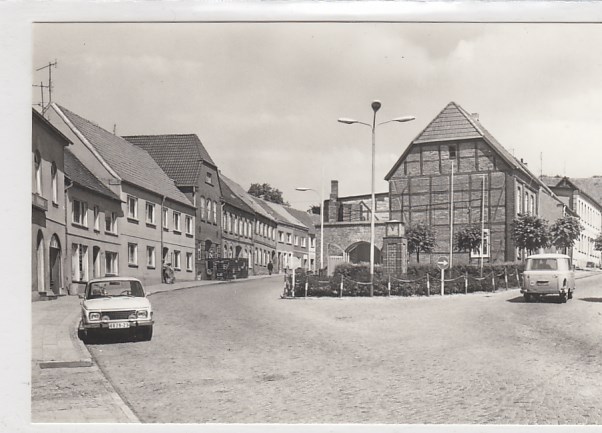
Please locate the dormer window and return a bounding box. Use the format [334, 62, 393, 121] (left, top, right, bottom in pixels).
[448, 145, 457, 159]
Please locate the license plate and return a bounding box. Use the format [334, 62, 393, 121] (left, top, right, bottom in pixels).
[108, 322, 130, 329]
[536, 281, 549, 286]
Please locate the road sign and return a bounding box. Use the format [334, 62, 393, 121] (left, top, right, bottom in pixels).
[437, 256, 449, 270]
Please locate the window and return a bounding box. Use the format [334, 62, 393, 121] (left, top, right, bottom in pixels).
[185, 215, 193, 235]
[93, 206, 100, 231]
[311, 237, 316, 248]
[287, 233, 292, 244]
[34, 151, 42, 195]
[294, 235, 299, 246]
[72, 200, 88, 226]
[213, 200, 218, 223]
[71, 243, 88, 282]
[128, 243, 138, 266]
[206, 172, 213, 185]
[105, 251, 118, 276]
[173, 211, 181, 232]
[516, 186, 522, 214]
[147, 246, 156, 268]
[200, 197, 206, 220]
[105, 212, 117, 234]
[470, 229, 490, 258]
[174, 250, 181, 270]
[206, 199, 212, 223]
[51, 162, 58, 204]
[162, 207, 169, 229]
[186, 252, 193, 271]
[146, 202, 156, 225]
[279, 231, 284, 242]
[127, 195, 138, 220]
[448, 145, 457, 159]
[301, 237, 307, 248]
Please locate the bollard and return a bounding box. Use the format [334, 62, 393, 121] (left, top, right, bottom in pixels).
[388, 276, 391, 297]
[292, 270, 296, 297]
[492, 274, 495, 292]
[440, 268, 445, 296]
[339, 279, 343, 298]
[516, 269, 520, 287]
[464, 272, 468, 295]
[305, 281, 308, 298]
[426, 273, 430, 297]
[504, 267, 508, 290]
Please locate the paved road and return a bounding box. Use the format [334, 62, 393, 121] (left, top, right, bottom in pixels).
[87, 275, 602, 424]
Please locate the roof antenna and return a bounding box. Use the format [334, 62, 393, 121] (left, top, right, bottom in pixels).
[540, 152, 543, 177]
[113, 124, 117, 135]
[32, 60, 58, 117]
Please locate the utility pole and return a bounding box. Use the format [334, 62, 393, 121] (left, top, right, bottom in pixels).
[449, 160, 454, 270]
[480, 175, 486, 277]
[33, 60, 58, 116]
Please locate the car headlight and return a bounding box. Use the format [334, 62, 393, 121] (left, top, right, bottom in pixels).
[89, 312, 100, 321]
[136, 310, 148, 319]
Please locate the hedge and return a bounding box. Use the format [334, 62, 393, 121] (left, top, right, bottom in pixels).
[288, 262, 524, 298]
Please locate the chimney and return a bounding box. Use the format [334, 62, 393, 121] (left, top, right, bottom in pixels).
[328, 180, 339, 222]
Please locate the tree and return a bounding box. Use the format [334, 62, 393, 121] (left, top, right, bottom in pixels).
[308, 204, 321, 215]
[594, 233, 602, 252]
[454, 224, 482, 253]
[549, 216, 582, 254]
[248, 183, 289, 205]
[406, 223, 437, 263]
[511, 214, 550, 255]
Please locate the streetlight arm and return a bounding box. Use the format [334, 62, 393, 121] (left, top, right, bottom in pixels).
[338, 118, 371, 127]
[378, 116, 416, 126]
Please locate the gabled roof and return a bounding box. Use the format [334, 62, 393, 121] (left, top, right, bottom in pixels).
[385, 102, 543, 188]
[220, 175, 274, 221]
[540, 175, 563, 188]
[219, 175, 255, 215]
[64, 149, 121, 202]
[52, 104, 193, 208]
[255, 199, 307, 229]
[545, 176, 602, 211]
[32, 108, 72, 146]
[284, 207, 317, 234]
[123, 134, 216, 187]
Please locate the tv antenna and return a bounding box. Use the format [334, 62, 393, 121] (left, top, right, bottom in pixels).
[32, 60, 57, 116]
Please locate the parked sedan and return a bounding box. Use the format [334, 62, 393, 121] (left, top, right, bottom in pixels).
[78, 277, 154, 342]
[521, 253, 575, 303]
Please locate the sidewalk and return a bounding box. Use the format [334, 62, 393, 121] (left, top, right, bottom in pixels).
[31, 273, 279, 423]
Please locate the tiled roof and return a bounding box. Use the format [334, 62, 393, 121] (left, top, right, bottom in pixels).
[123, 134, 216, 186]
[386, 101, 546, 190]
[570, 178, 602, 206]
[256, 199, 307, 229]
[284, 207, 317, 234]
[540, 175, 563, 188]
[64, 150, 121, 201]
[220, 175, 274, 221]
[219, 175, 255, 215]
[54, 105, 193, 208]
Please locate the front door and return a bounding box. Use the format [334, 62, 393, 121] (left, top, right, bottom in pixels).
[49, 246, 60, 294]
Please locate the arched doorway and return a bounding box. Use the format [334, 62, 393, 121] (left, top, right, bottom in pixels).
[36, 231, 45, 293]
[49, 234, 62, 295]
[346, 241, 381, 265]
[235, 245, 242, 258]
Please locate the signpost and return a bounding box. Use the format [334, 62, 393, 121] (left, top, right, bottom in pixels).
[437, 256, 449, 296]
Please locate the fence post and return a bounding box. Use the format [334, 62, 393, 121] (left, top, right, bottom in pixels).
[504, 267, 508, 290]
[516, 269, 520, 287]
[426, 273, 430, 297]
[440, 268, 445, 296]
[292, 270, 295, 297]
[339, 278, 343, 298]
[492, 273, 496, 292]
[387, 276, 391, 297]
[464, 272, 468, 295]
[305, 281, 308, 298]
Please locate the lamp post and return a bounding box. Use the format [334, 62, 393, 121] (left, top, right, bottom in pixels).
[338, 101, 414, 296]
[295, 187, 324, 273]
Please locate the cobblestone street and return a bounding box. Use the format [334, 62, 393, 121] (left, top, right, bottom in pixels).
[87, 274, 602, 424]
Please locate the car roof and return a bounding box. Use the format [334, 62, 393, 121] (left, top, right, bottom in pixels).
[87, 276, 143, 284]
[526, 253, 571, 259]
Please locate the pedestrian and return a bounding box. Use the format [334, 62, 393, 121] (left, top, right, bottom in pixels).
[267, 261, 273, 275]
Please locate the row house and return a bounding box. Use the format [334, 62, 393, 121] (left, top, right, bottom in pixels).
[285, 207, 319, 272]
[220, 175, 278, 275]
[64, 150, 123, 289]
[256, 199, 309, 272]
[219, 174, 255, 264]
[541, 176, 602, 268]
[47, 104, 196, 287]
[32, 109, 71, 299]
[124, 134, 221, 280]
[385, 101, 554, 264]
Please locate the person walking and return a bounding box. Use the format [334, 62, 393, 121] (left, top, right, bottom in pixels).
[267, 261, 273, 275]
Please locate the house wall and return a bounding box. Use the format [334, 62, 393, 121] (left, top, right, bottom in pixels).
[194, 162, 222, 279]
[32, 113, 68, 299]
[221, 203, 254, 270]
[253, 216, 278, 275]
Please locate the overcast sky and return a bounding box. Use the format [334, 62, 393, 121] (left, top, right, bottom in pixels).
[33, 22, 602, 210]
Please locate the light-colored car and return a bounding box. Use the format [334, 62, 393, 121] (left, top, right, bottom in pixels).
[521, 253, 575, 303]
[78, 277, 153, 342]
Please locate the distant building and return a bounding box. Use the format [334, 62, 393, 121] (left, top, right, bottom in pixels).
[541, 176, 602, 268]
[124, 134, 222, 280]
[32, 109, 71, 299]
[47, 104, 196, 286]
[285, 207, 319, 272]
[219, 174, 255, 266]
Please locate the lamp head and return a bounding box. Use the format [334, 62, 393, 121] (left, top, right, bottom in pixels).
[371, 100, 382, 112]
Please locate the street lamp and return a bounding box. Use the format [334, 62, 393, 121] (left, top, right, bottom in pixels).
[295, 187, 324, 273]
[338, 100, 414, 296]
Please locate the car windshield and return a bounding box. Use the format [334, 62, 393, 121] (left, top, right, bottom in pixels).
[526, 258, 568, 271]
[86, 280, 145, 299]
